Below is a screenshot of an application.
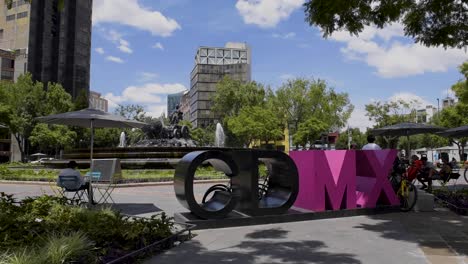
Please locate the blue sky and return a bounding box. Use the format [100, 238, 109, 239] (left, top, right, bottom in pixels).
[90, 0, 468, 131]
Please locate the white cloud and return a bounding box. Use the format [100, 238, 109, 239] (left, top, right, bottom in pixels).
[138, 72, 159, 82]
[236, 0, 304, 28]
[279, 73, 295, 80]
[93, 0, 181, 37]
[389, 92, 432, 108]
[152, 42, 164, 50]
[106, 56, 124, 63]
[101, 29, 133, 54]
[118, 39, 132, 54]
[348, 106, 375, 132]
[329, 23, 468, 78]
[103, 82, 187, 118]
[95, 47, 105, 54]
[272, 32, 296, 39]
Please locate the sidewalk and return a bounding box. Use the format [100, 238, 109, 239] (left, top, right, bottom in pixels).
[148, 209, 468, 264]
[1, 183, 467, 264]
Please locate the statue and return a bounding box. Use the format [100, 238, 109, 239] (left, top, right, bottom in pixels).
[134, 107, 194, 147]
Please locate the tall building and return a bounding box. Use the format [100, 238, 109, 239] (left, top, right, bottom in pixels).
[167, 91, 185, 117]
[190, 42, 251, 128]
[89, 91, 108, 112]
[0, 0, 92, 99]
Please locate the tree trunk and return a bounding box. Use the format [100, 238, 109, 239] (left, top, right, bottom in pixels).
[14, 134, 25, 162]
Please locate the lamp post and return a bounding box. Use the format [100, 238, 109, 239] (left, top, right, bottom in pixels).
[437, 98, 440, 113]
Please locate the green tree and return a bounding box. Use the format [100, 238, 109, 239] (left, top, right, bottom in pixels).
[271, 78, 353, 148]
[114, 104, 146, 121]
[212, 77, 266, 120]
[304, 0, 467, 48]
[191, 125, 215, 146]
[73, 89, 89, 110]
[227, 106, 283, 147]
[0, 74, 45, 161]
[29, 124, 76, 153]
[439, 104, 468, 161]
[365, 99, 419, 148]
[212, 77, 267, 146]
[335, 128, 367, 149]
[293, 117, 329, 147]
[451, 62, 468, 104]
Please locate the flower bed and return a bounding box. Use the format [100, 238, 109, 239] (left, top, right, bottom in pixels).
[433, 189, 468, 215]
[0, 193, 190, 263]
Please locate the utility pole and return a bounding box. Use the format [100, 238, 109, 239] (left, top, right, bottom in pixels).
[347, 126, 351, 150]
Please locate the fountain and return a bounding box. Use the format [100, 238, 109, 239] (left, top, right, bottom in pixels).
[118, 131, 126, 148]
[215, 123, 225, 147]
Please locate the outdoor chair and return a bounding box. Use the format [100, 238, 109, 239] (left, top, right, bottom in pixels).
[57, 175, 90, 203]
[89, 159, 122, 204]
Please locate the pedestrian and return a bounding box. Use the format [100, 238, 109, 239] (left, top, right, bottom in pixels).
[362, 135, 381, 150]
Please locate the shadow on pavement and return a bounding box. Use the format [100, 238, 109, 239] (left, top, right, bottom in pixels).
[245, 227, 290, 239]
[97, 203, 163, 215]
[353, 210, 468, 257]
[149, 228, 361, 264]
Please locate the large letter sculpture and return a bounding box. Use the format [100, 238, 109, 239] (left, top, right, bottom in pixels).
[291, 150, 356, 211]
[355, 150, 399, 208]
[174, 149, 299, 219]
[292, 150, 399, 212]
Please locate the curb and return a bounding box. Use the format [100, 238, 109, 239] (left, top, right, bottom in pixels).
[0, 179, 229, 187]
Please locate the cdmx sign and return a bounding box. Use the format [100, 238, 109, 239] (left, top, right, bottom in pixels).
[174, 149, 398, 220]
[174, 149, 299, 219]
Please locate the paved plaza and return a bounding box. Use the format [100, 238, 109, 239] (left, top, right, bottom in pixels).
[1, 182, 467, 264]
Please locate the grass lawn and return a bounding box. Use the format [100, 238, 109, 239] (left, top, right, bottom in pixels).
[0, 164, 226, 183]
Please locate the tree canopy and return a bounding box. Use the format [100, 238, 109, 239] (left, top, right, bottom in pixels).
[304, 0, 467, 48]
[0, 74, 75, 160]
[271, 78, 353, 138]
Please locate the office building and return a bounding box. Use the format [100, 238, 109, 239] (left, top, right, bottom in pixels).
[416, 105, 437, 123]
[167, 91, 185, 117]
[179, 90, 190, 121]
[442, 97, 455, 109]
[89, 91, 108, 112]
[0, 0, 92, 99]
[0, 49, 15, 81]
[190, 42, 251, 128]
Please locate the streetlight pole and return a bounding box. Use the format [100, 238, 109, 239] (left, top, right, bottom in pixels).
[437, 98, 440, 113]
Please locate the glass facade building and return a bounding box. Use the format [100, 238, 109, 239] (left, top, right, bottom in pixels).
[28, 0, 92, 99]
[190, 42, 251, 128]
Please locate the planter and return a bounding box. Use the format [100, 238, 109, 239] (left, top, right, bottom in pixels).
[104, 222, 195, 264]
[433, 190, 468, 215]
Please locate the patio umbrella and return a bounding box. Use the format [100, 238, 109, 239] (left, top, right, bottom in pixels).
[437, 125, 468, 138]
[371, 122, 446, 156]
[36, 108, 146, 163]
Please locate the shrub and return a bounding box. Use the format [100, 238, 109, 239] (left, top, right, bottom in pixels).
[0, 193, 175, 262]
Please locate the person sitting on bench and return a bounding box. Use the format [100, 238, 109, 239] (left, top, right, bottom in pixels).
[439, 157, 453, 183]
[406, 155, 422, 181]
[417, 157, 437, 192]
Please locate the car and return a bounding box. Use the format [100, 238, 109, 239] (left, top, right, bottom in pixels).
[30, 157, 55, 164]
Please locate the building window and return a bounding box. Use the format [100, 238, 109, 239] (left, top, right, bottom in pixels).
[6, 15, 16, 21]
[16, 12, 28, 19]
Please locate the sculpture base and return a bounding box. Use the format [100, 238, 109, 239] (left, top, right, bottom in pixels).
[174, 206, 400, 230]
